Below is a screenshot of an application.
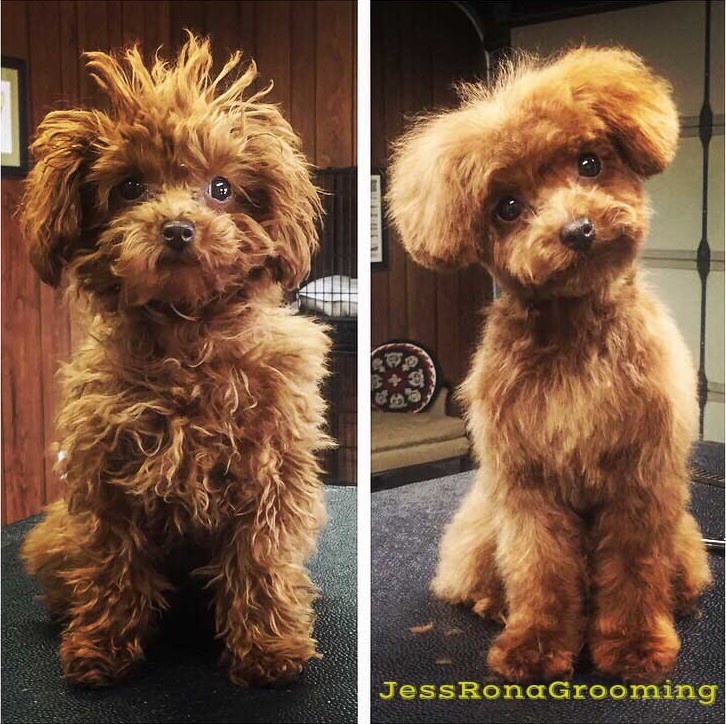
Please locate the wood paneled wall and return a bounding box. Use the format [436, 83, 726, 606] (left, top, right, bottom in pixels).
[371, 1, 493, 394]
[1, 0, 355, 523]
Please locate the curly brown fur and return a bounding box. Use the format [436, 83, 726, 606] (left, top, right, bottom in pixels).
[20, 34, 333, 687]
[388, 47, 712, 683]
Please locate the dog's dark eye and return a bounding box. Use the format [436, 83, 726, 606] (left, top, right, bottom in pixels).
[495, 197, 523, 222]
[118, 177, 146, 201]
[578, 153, 601, 178]
[208, 177, 233, 202]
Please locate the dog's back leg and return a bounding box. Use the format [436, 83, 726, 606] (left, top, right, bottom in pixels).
[431, 470, 505, 623]
[672, 510, 712, 615]
[21, 499, 82, 617]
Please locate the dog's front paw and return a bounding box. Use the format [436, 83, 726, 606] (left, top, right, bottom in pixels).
[590, 616, 679, 682]
[487, 627, 575, 682]
[224, 641, 318, 687]
[61, 632, 141, 687]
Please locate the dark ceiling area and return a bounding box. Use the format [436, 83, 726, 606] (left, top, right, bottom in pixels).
[466, 0, 668, 27]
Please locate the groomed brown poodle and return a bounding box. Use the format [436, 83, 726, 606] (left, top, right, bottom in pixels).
[20, 35, 332, 687]
[388, 47, 712, 683]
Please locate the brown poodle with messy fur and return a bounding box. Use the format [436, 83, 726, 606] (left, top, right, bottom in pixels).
[20, 35, 332, 687]
[388, 47, 712, 683]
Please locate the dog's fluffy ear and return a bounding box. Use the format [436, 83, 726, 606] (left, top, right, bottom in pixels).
[241, 111, 321, 291]
[20, 110, 100, 286]
[562, 48, 679, 177]
[386, 108, 490, 270]
[268, 160, 321, 290]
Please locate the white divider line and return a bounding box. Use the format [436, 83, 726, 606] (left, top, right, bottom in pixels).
[356, 1, 372, 723]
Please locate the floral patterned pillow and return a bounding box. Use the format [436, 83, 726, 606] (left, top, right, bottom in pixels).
[371, 342, 438, 413]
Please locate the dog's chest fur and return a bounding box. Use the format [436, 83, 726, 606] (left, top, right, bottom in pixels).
[56, 304, 329, 534]
[461, 283, 688, 504]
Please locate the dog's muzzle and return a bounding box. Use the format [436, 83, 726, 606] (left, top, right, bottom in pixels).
[560, 217, 595, 252]
[161, 219, 195, 252]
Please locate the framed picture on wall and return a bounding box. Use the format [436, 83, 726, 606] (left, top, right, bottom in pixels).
[1, 56, 28, 178]
[371, 169, 387, 270]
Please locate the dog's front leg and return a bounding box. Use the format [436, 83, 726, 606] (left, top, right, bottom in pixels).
[211, 484, 324, 686]
[58, 515, 169, 686]
[487, 481, 586, 682]
[588, 491, 681, 682]
[211, 528, 319, 686]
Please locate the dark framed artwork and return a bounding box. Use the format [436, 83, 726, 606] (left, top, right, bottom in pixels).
[371, 168, 387, 270]
[1, 56, 28, 178]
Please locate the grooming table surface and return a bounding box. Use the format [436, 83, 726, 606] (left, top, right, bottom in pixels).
[372, 463, 725, 724]
[2, 486, 357, 724]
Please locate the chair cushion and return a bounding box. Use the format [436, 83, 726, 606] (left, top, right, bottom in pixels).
[371, 342, 438, 412]
[371, 437, 471, 475]
[372, 410, 466, 452]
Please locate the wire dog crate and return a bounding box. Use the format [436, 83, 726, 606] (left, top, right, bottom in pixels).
[299, 167, 357, 484]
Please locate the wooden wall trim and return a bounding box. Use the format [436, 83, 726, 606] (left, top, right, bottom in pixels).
[2, 0, 44, 523]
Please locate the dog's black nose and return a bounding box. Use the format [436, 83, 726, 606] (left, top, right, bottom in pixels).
[560, 218, 595, 252]
[161, 220, 195, 252]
